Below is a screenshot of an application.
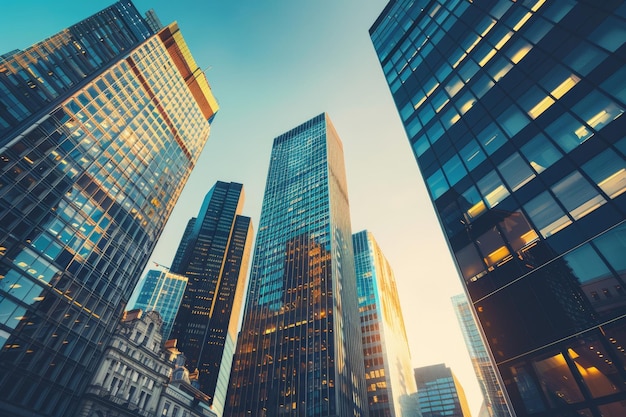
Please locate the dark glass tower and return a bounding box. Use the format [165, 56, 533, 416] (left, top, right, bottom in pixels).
[371, 1, 626, 415]
[414, 364, 472, 417]
[353, 230, 418, 417]
[224, 113, 367, 417]
[451, 294, 511, 417]
[0, 2, 218, 416]
[170, 181, 253, 415]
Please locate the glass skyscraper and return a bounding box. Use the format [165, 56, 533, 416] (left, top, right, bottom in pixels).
[169, 181, 253, 415]
[451, 294, 511, 417]
[370, 1, 626, 415]
[0, 2, 218, 416]
[224, 113, 367, 417]
[133, 268, 188, 340]
[353, 230, 418, 417]
[414, 364, 472, 417]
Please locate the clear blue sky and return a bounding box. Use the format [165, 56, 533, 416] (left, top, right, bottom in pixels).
[0, 1, 483, 414]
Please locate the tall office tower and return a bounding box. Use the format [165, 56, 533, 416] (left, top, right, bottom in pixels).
[169, 181, 253, 414]
[371, 0, 626, 415]
[224, 113, 368, 417]
[133, 269, 189, 340]
[353, 230, 417, 417]
[451, 294, 511, 417]
[414, 364, 471, 417]
[0, 2, 219, 416]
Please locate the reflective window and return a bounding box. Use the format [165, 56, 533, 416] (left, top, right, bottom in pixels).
[589, 16, 626, 52]
[582, 149, 626, 199]
[460, 186, 486, 220]
[524, 191, 571, 238]
[532, 351, 585, 405]
[497, 105, 529, 138]
[426, 169, 449, 199]
[455, 244, 485, 282]
[551, 172, 606, 220]
[477, 123, 506, 155]
[510, 364, 546, 414]
[477, 170, 509, 208]
[546, 113, 593, 153]
[498, 152, 535, 191]
[459, 139, 486, 170]
[498, 211, 539, 253]
[593, 223, 626, 279]
[442, 155, 466, 186]
[520, 133, 562, 173]
[412, 135, 430, 157]
[601, 67, 626, 105]
[476, 227, 511, 268]
[571, 91, 624, 134]
[564, 41, 608, 76]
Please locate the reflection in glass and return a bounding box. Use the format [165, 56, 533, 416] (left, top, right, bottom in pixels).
[533, 352, 585, 405]
[551, 172, 606, 220]
[524, 191, 571, 238]
[520, 134, 562, 174]
[582, 149, 626, 199]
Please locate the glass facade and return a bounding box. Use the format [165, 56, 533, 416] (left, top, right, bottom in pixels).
[224, 113, 367, 417]
[414, 364, 471, 417]
[370, 0, 626, 415]
[353, 230, 418, 417]
[132, 269, 188, 340]
[451, 294, 511, 417]
[169, 181, 253, 416]
[0, 2, 219, 416]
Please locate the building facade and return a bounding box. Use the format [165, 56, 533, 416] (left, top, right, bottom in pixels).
[169, 181, 253, 415]
[371, 1, 626, 415]
[0, 2, 219, 416]
[133, 269, 189, 340]
[451, 294, 511, 417]
[414, 364, 471, 417]
[224, 113, 368, 417]
[77, 309, 218, 417]
[353, 230, 418, 417]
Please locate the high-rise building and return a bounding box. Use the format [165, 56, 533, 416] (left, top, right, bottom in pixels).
[451, 294, 511, 417]
[224, 113, 368, 417]
[353, 230, 418, 417]
[169, 181, 253, 415]
[0, 2, 218, 416]
[414, 364, 471, 417]
[370, 1, 626, 415]
[133, 269, 188, 340]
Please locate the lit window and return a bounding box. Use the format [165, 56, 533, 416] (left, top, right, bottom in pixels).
[477, 171, 510, 209]
[582, 149, 626, 199]
[524, 191, 571, 238]
[498, 152, 535, 192]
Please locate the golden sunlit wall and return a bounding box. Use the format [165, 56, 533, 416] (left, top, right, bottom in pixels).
[371, 0, 626, 416]
[0, 3, 217, 416]
[353, 230, 418, 417]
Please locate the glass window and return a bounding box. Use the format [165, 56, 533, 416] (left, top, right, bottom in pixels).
[520, 133, 562, 173]
[456, 90, 476, 115]
[545, 113, 593, 153]
[426, 121, 444, 144]
[551, 172, 606, 220]
[582, 149, 626, 199]
[498, 152, 535, 191]
[563, 41, 608, 76]
[442, 155, 466, 186]
[497, 105, 529, 138]
[510, 364, 546, 414]
[593, 223, 626, 279]
[460, 186, 486, 220]
[571, 91, 624, 134]
[470, 74, 495, 99]
[589, 16, 626, 52]
[524, 191, 571, 238]
[598, 402, 626, 417]
[477, 170, 510, 208]
[477, 227, 511, 267]
[426, 169, 449, 199]
[601, 67, 626, 105]
[477, 123, 507, 155]
[455, 244, 485, 282]
[533, 352, 585, 406]
[460, 139, 486, 171]
[412, 136, 430, 157]
[498, 211, 539, 253]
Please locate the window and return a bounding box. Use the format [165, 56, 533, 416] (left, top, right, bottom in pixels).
[477, 170, 509, 208]
[426, 169, 449, 199]
[520, 133, 562, 173]
[589, 16, 626, 52]
[477, 123, 506, 155]
[497, 105, 529, 137]
[498, 152, 535, 191]
[546, 113, 592, 153]
[455, 244, 485, 282]
[572, 91, 624, 134]
[551, 172, 606, 220]
[593, 223, 626, 276]
[459, 139, 486, 170]
[582, 149, 626, 198]
[442, 155, 466, 186]
[524, 191, 571, 238]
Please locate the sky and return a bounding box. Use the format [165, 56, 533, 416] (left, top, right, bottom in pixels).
[0, 1, 483, 415]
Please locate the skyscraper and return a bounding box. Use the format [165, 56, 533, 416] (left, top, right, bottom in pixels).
[371, 0, 626, 415]
[0, 2, 218, 416]
[169, 181, 253, 415]
[414, 364, 471, 417]
[353, 230, 417, 417]
[224, 113, 368, 417]
[133, 269, 188, 340]
[451, 294, 511, 417]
